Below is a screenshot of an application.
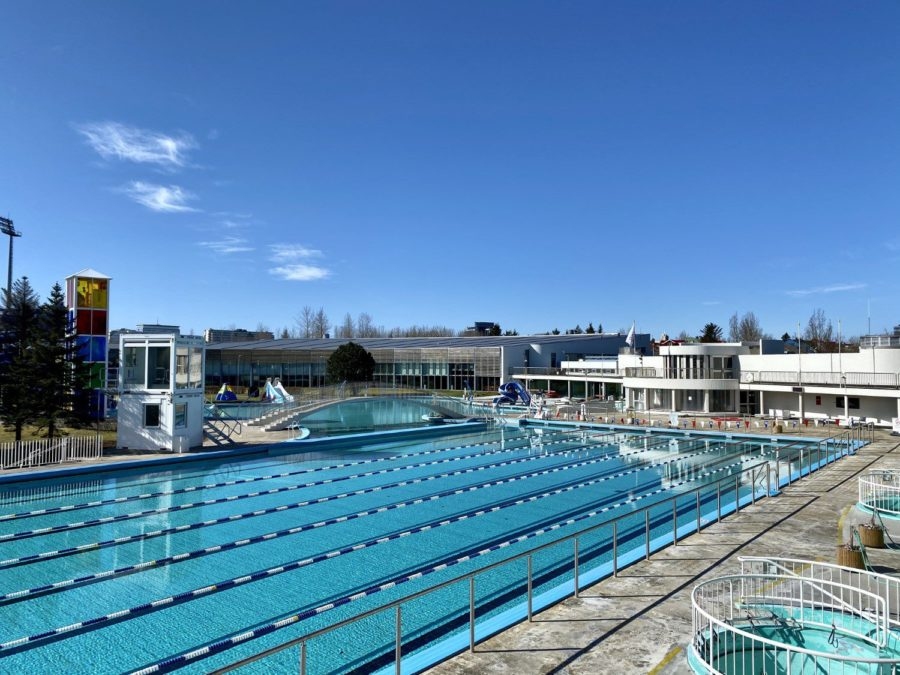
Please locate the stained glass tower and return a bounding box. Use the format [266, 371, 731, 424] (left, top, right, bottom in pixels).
[65, 268, 111, 420]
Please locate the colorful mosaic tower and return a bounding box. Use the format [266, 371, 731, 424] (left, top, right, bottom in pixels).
[65, 268, 111, 419]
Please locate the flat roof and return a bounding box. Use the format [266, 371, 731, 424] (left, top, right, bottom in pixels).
[208, 334, 638, 351]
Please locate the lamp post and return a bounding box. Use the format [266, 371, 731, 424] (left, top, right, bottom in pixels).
[0, 216, 22, 305]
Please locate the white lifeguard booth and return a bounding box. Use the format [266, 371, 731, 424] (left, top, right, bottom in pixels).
[116, 332, 205, 452]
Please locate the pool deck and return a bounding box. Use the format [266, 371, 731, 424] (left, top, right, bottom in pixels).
[426, 428, 900, 675]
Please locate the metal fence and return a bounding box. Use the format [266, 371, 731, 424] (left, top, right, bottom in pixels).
[859, 469, 900, 518]
[0, 435, 103, 471]
[207, 432, 861, 675]
[691, 556, 900, 674]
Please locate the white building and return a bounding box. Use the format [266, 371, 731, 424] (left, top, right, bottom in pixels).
[116, 332, 206, 452]
[516, 340, 900, 428]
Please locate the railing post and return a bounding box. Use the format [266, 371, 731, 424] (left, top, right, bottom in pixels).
[716, 483, 721, 522]
[527, 555, 533, 621]
[766, 461, 771, 497]
[734, 477, 740, 512]
[611, 524, 618, 578]
[696, 491, 702, 531]
[751, 467, 756, 505]
[300, 642, 306, 675]
[574, 537, 581, 593]
[774, 450, 780, 490]
[645, 510, 651, 560]
[395, 606, 402, 675]
[672, 500, 678, 545]
[469, 577, 476, 652]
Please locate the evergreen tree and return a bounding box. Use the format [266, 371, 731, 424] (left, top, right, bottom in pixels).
[326, 342, 376, 383]
[585, 323, 595, 334]
[699, 322, 723, 343]
[33, 283, 88, 438]
[0, 277, 42, 440]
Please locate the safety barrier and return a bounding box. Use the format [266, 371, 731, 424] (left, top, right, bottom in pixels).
[197, 439, 856, 674]
[859, 469, 900, 518]
[691, 557, 900, 674]
[0, 435, 102, 471]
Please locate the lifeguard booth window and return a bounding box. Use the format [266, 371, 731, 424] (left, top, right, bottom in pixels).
[122, 346, 146, 388]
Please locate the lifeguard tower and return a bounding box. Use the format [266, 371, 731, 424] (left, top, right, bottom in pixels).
[116, 331, 205, 452]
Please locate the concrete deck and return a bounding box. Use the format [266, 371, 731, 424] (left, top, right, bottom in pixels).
[426, 430, 900, 675]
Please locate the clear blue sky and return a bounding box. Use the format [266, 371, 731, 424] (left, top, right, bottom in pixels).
[2, 2, 898, 340]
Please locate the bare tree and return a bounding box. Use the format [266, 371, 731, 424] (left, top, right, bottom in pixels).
[255, 321, 270, 334]
[357, 312, 377, 338]
[804, 308, 833, 352]
[313, 307, 330, 338]
[728, 312, 765, 342]
[338, 313, 355, 338]
[295, 306, 315, 338]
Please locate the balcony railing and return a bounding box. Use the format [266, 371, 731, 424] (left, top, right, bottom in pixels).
[742, 371, 900, 388]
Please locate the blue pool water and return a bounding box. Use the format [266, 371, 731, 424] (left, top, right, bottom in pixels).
[0, 422, 841, 674]
[691, 606, 900, 674]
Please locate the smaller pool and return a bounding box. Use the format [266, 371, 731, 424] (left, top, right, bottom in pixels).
[690, 560, 900, 675]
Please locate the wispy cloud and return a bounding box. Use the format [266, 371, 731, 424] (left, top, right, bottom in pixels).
[786, 282, 867, 298]
[123, 181, 199, 212]
[269, 264, 331, 281]
[197, 236, 253, 255]
[701, 300, 721, 306]
[268, 243, 330, 281]
[76, 121, 196, 169]
[269, 244, 323, 261]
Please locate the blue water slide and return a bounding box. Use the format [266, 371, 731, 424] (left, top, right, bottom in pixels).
[492, 381, 531, 406]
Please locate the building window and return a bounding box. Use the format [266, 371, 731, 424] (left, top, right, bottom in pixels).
[144, 403, 161, 427]
[174, 403, 187, 428]
[835, 397, 860, 410]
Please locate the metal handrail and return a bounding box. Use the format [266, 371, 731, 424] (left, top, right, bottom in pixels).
[210, 438, 855, 675]
[739, 556, 893, 644]
[691, 573, 898, 673]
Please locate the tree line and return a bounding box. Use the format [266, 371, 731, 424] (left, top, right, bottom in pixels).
[0, 277, 90, 440]
[695, 309, 856, 352]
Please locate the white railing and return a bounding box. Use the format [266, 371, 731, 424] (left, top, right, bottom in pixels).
[740, 557, 900, 638]
[744, 370, 900, 388]
[0, 435, 103, 471]
[859, 469, 900, 518]
[692, 559, 900, 674]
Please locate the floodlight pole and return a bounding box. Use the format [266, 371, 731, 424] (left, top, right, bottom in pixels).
[0, 216, 22, 304]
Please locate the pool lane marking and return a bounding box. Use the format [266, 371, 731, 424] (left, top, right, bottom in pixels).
[0, 429, 583, 522]
[129, 459, 747, 675]
[0, 431, 604, 542]
[0, 454, 747, 654]
[0, 433, 724, 565]
[0, 437, 732, 596]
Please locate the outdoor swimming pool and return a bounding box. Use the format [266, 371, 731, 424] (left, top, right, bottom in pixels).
[0, 419, 852, 674]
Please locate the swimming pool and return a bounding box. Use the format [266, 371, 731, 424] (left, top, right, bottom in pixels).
[0, 422, 850, 674]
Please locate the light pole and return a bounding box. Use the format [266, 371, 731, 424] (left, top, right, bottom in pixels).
[0, 216, 22, 304]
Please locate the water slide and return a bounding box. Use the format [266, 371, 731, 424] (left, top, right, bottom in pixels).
[492, 381, 531, 406]
[272, 378, 295, 402]
[261, 377, 295, 403]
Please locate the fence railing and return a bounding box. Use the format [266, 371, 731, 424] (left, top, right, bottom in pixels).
[209, 434, 860, 675]
[858, 469, 900, 518]
[743, 370, 900, 388]
[0, 435, 103, 471]
[691, 557, 900, 674]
